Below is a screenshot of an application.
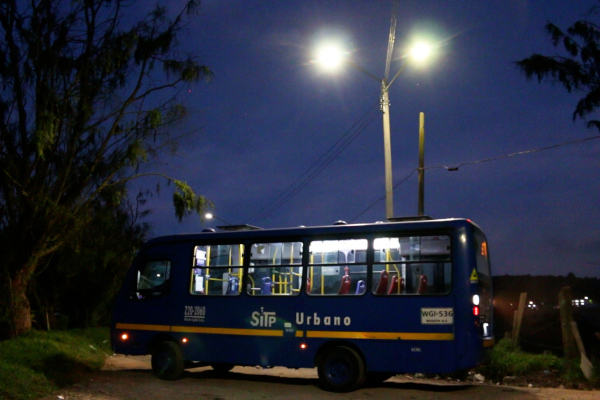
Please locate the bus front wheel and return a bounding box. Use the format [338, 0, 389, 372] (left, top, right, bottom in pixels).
[317, 346, 365, 392]
[151, 341, 184, 380]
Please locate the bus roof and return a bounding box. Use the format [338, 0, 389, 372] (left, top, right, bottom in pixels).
[144, 218, 483, 246]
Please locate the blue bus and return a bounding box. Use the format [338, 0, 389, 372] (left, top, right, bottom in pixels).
[111, 218, 494, 392]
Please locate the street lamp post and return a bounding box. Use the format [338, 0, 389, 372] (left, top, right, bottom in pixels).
[316, 43, 431, 220]
[381, 82, 394, 220]
[204, 212, 232, 226]
[418, 112, 425, 216]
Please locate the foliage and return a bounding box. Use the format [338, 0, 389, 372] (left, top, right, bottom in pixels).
[478, 339, 563, 381]
[0, 328, 111, 400]
[0, 0, 212, 336]
[516, 2, 600, 131]
[30, 185, 150, 329]
[477, 338, 600, 388]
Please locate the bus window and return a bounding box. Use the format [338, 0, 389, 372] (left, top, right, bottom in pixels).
[373, 236, 451, 295]
[307, 239, 367, 295]
[190, 244, 244, 295]
[247, 242, 302, 295]
[136, 260, 171, 299]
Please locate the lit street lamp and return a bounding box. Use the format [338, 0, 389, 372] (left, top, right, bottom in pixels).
[315, 41, 432, 220]
[204, 212, 233, 226]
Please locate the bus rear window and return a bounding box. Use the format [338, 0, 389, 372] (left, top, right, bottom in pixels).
[191, 244, 244, 295]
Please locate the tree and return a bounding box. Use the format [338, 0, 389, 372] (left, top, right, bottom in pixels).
[31, 185, 150, 330]
[0, 0, 212, 337]
[516, 3, 600, 131]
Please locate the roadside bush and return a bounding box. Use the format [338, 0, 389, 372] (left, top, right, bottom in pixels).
[478, 338, 563, 381]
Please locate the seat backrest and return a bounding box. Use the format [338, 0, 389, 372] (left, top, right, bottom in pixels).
[355, 280, 366, 295]
[387, 275, 399, 294]
[226, 276, 239, 294]
[338, 275, 351, 294]
[375, 271, 389, 295]
[261, 277, 272, 295]
[417, 274, 428, 294]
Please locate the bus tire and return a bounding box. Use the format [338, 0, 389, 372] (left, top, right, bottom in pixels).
[151, 341, 184, 380]
[317, 346, 365, 392]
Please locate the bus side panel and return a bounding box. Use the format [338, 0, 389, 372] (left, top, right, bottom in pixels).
[299, 295, 458, 374]
[169, 293, 313, 368]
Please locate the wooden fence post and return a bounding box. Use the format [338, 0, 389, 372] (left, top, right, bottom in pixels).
[559, 286, 578, 360]
[511, 292, 527, 346]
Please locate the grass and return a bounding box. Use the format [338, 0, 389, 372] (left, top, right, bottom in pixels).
[0, 328, 112, 400]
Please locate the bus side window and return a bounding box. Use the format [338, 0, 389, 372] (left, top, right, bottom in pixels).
[247, 242, 303, 296]
[373, 236, 451, 295]
[136, 260, 171, 299]
[307, 239, 367, 296]
[190, 244, 244, 296]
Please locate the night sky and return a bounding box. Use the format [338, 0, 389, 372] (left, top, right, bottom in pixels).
[132, 1, 600, 278]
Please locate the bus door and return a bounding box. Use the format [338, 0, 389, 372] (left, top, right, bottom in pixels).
[241, 241, 306, 366]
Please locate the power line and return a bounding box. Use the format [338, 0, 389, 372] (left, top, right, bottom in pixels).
[427, 134, 600, 172]
[350, 133, 600, 222]
[350, 169, 417, 222]
[251, 101, 381, 222]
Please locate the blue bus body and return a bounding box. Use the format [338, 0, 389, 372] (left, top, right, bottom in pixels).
[111, 218, 494, 391]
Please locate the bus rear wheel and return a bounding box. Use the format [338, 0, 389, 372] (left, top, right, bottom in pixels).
[317, 346, 365, 392]
[151, 341, 184, 380]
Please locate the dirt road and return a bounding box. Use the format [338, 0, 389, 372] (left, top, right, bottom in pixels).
[43, 355, 597, 400]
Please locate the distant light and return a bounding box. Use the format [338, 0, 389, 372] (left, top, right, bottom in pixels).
[473, 306, 480, 316]
[205, 212, 214, 219]
[472, 294, 480, 306]
[182, 338, 188, 343]
[300, 343, 307, 350]
[121, 333, 129, 341]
